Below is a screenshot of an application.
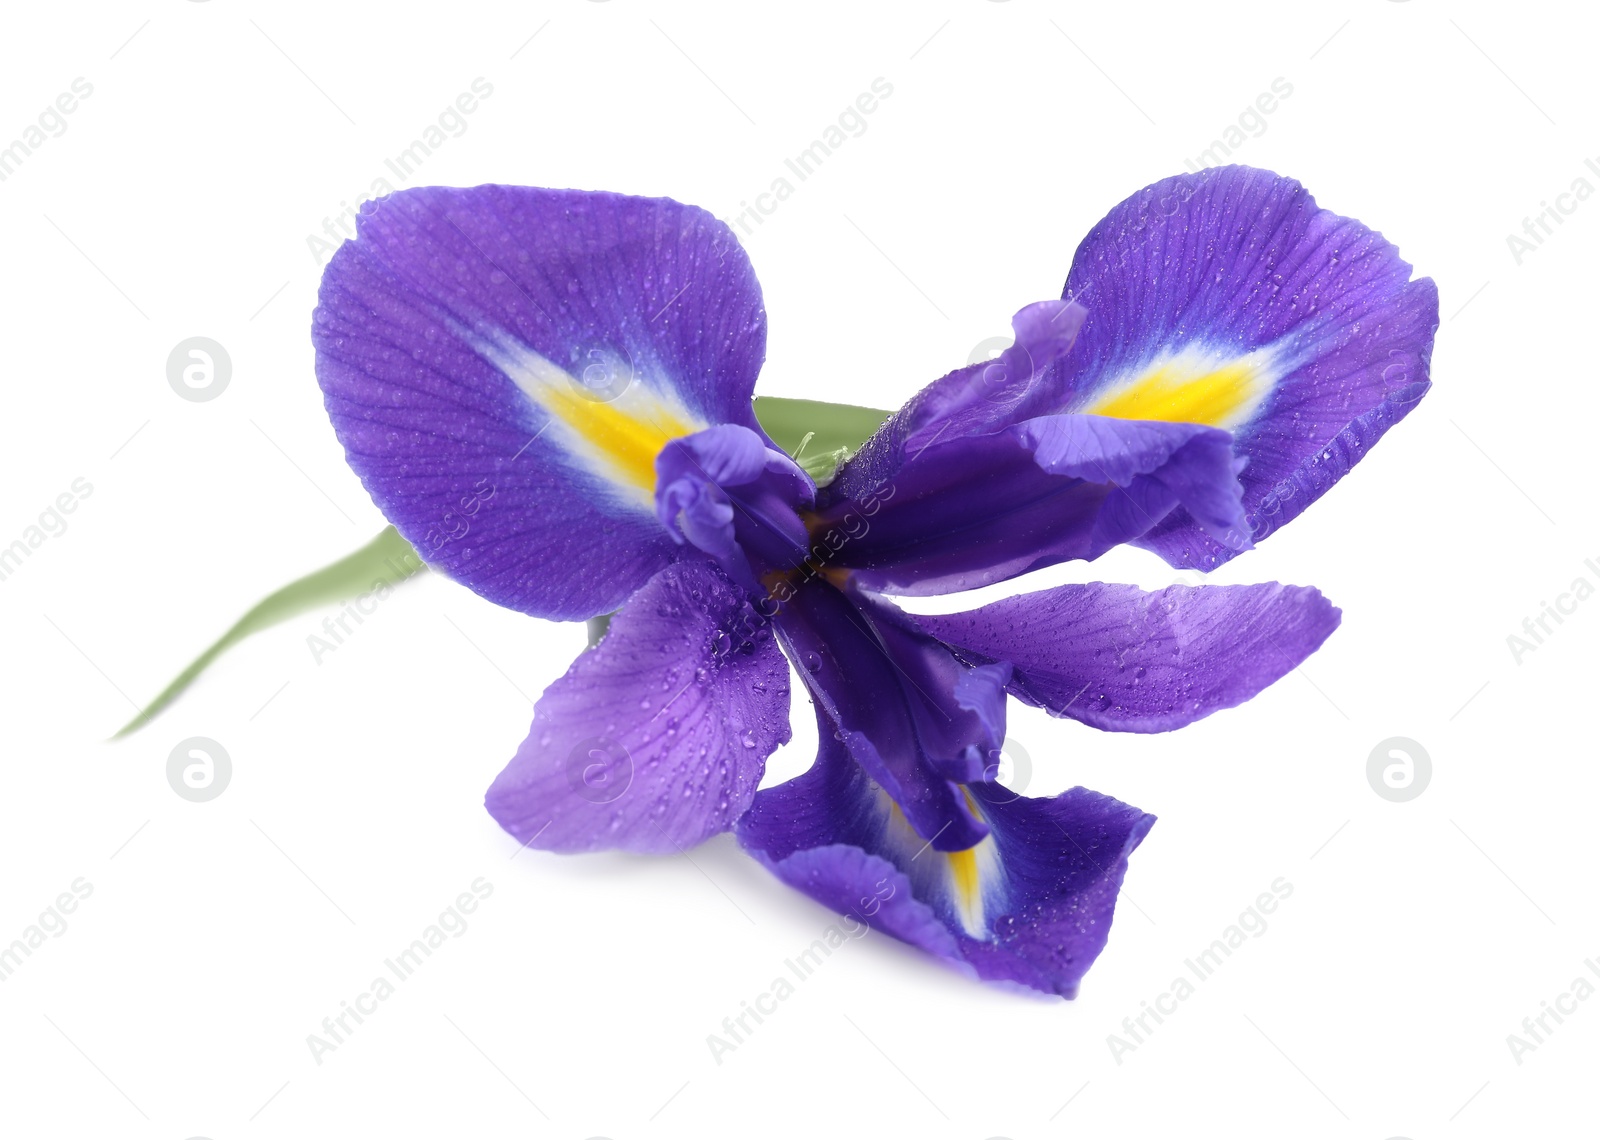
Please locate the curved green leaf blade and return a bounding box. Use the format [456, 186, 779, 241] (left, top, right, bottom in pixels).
[113, 526, 426, 738]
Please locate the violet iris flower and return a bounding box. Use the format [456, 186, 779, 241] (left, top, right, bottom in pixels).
[312, 165, 1437, 996]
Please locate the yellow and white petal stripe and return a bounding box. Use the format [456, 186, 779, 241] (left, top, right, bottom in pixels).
[465, 324, 704, 509]
[1073, 340, 1288, 431]
[880, 789, 1006, 940]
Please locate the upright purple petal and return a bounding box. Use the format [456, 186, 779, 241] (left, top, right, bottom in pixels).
[828, 300, 1086, 504]
[314, 185, 768, 620]
[485, 559, 789, 854]
[917, 581, 1341, 733]
[1049, 166, 1438, 567]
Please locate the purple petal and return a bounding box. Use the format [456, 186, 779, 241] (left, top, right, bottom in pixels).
[655, 424, 814, 588]
[964, 780, 1156, 996]
[484, 559, 789, 854]
[773, 582, 999, 851]
[1019, 414, 1250, 548]
[738, 710, 1155, 997]
[745, 845, 967, 967]
[1050, 166, 1438, 567]
[810, 414, 1246, 596]
[828, 300, 1086, 503]
[313, 185, 768, 620]
[953, 662, 1012, 759]
[918, 581, 1340, 733]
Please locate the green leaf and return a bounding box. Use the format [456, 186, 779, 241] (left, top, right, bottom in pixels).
[113, 526, 427, 738]
[753, 395, 891, 483]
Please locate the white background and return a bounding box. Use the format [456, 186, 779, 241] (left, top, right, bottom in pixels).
[1, 1, 1594, 1136]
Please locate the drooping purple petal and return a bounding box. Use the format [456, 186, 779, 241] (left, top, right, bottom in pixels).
[484, 559, 789, 854]
[963, 780, 1156, 996]
[917, 581, 1341, 733]
[746, 845, 967, 967]
[809, 414, 1247, 596]
[1048, 165, 1438, 567]
[772, 582, 1000, 851]
[738, 709, 1155, 997]
[313, 185, 768, 620]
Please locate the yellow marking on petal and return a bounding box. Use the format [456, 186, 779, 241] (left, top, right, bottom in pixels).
[535, 380, 695, 493]
[462, 326, 702, 505]
[945, 787, 990, 935]
[880, 788, 1000, 939]
[948, 846, 981, 912]
[1081, 349, 1276, 430]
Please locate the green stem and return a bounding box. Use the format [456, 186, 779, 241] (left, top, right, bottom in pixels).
[753, 395, 890, 482]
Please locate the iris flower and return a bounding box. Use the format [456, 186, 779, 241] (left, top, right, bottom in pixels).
[312, 165, 1437, 996]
